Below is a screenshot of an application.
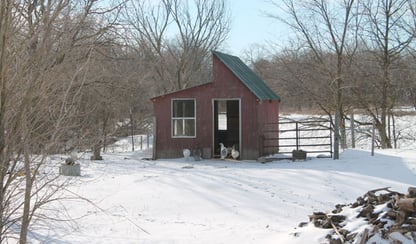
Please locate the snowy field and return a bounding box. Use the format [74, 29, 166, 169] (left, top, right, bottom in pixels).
[26, 117, 416, 244]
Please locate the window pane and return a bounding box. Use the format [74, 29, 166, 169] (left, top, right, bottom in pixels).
[218, 113, 227, 130]
[173, 100, 194, 117]
[172, 101, 181, 117]
[184, 119, 195, 136]
[183, 101, 194, 117]
[173, 119, 184, 136]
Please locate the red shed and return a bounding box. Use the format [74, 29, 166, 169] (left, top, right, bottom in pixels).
[151, 51, 280, 160]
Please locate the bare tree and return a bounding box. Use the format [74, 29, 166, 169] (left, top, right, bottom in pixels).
[0, 0, 13, 241]
[115, 47, 154, 151]
[253, 48, 337, 113]
[123, 0, 230, 94]
[267, 0, 360, 157]
[0, 0, 122, 242]
[361, 0, 415, 148]
[78, 43, 131, 160]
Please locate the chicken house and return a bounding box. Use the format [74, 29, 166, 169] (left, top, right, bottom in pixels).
[151, 51, 280, 160]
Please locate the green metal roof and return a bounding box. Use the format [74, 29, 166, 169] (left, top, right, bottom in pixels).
[213, 51, 280, 101]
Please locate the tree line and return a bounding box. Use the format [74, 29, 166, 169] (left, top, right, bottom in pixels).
[252, 0, 416, 151]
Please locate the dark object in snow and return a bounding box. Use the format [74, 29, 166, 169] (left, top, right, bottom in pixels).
[60, 163, 80, 176]
[193, 147, 202, 161]
[298, 186, 416, 243]
[90, 155, 103, 160]
[292, 150, 306, 161]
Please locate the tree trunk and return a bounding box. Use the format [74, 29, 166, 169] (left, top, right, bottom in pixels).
[91, 143, 103, 160]
[0, 12, 6, 244]
[391, 112, 397, 149]
[351, 113, 355, 148]
[91, 117, 103, 160]
[19, 139, 32, 244]
[102, 115, 108, 153]
[340, 115, 347, 149]
[376, 119, 392, 149]
[129, 108, 135, 151]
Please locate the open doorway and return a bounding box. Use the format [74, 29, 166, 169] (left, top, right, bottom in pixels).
[213, 99, 240, 157]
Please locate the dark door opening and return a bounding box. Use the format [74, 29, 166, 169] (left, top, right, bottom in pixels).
[213, 100, 240, 157]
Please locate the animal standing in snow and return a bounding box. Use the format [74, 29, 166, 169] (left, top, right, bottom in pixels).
[219, 143, 228, 160]
[65, 151, 78, 165]
[231, 145, 239, 159]
[183, 148, 191, 161]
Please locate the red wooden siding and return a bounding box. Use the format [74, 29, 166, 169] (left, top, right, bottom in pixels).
[151, 53, 279, 160]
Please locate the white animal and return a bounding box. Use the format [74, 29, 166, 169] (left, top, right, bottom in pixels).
[219, 143, 228, 160]
[183, 148, 191, 161]
[70, 151, 78, 161]
[231, 145, 239, 159]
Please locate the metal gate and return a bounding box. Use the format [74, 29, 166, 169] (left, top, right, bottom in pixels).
[262, 117, 333, 158]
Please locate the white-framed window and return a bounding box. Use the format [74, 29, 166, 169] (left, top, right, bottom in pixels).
[172, 99, 196, 137]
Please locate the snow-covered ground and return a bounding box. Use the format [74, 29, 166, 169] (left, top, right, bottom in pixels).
[27, 146, 416, 244]
[21, 114, 416, 244]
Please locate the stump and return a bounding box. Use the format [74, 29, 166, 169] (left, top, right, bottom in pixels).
[60, 163, 81, 176]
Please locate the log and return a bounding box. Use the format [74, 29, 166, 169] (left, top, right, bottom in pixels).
[368, 186, 391, 193]
[358, 228, 369, 244]
[329, 218, 345, 244]
[397, 198, 416, 212]
[358, 205, 374, 218]
[387, 225, 416, 235]
[408, 187, 416, 198]
[395, 210, 407, 225]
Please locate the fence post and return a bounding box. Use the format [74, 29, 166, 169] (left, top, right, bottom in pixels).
[295, 122, 299, 151]
[371, 120, 375, 156]
[351, 113, 355, 148]
[147, 134, 150, 149]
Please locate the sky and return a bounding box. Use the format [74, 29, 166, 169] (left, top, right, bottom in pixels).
[224, 0, 289, 56]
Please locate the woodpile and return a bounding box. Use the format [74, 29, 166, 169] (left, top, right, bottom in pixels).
[298, 187, 416, 243]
